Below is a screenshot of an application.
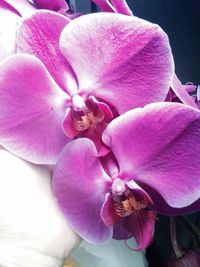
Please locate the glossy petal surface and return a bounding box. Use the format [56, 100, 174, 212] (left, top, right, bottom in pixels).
[17, 10, 78, 93]
[60, 13, 174, 114]
[103, 102, 200, 208]
[53, 138, 113, 243]
[0, 54, 69, 164]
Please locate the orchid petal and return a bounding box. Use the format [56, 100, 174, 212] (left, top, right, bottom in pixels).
[155, 197, 200, 216]
[0, 54, 70, 164]
[141, 184, 200, 216]
[52, 138, 113, 244]
[60, 13, 174, 114]
[101, 193, 120, 226]
[3, 0, 35, 17]
[125, 210, 156, 251]
[103, 102, 200, 208]
[33, 0, 69, 11]
[17, 10, 78, 94]
[0, 0, 21, 15]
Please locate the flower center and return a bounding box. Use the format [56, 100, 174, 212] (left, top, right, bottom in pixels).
[111, 178, 148, 217]
[72, 106, 105, 132]
[71, 95, 111, 132]
[112, 193, 148, 217]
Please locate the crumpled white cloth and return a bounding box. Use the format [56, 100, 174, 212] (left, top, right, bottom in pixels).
[71, 239, 148, 267]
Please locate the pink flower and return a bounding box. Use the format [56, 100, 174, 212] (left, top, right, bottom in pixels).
[52, 102, 200, 249]
[0, 11, 173, 164]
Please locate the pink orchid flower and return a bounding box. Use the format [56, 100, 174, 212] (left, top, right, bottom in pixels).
[0, 0, 71, 61]
[0, 11, 173, 164]
[52, 102, 200, 250]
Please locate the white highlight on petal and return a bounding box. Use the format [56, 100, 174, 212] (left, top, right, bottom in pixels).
[111, 178, 125, 195]
[72, 94, 86, 110]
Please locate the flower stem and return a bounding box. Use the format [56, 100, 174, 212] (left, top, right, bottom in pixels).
[171, 73, 198, 108]
[170, 217, 185, 258]
[91, 0, 115, 12]
[111, 0, 133, 16]
[177, 216, 200, 248]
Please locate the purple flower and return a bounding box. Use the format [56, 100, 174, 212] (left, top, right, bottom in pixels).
[0, 11, 173, 164]
[52, 102, 200, 250]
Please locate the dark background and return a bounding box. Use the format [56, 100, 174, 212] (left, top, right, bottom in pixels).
[67, 1, 200, 266]
[127, 0, 200, 84]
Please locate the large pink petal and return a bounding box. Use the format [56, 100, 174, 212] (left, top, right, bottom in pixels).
[0, 1, 20, 61]
[103, 102, 200, 208]
[17, 10, 78, 94]
[0, 54, 70, 164]
[60, 13, 174, 114]
[52, 138, 113, 243]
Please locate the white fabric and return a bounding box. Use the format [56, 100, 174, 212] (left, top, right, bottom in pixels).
[72, 239, 148, 267]
[0, 147, 80, 267]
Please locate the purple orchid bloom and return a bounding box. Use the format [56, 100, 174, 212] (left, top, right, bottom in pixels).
[0, 11, 173, 164]
[52, 102, 200, 250]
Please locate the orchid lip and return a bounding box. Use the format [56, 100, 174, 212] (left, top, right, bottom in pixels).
[68, 95, 112, 133]
[111, 178, 148, 218]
